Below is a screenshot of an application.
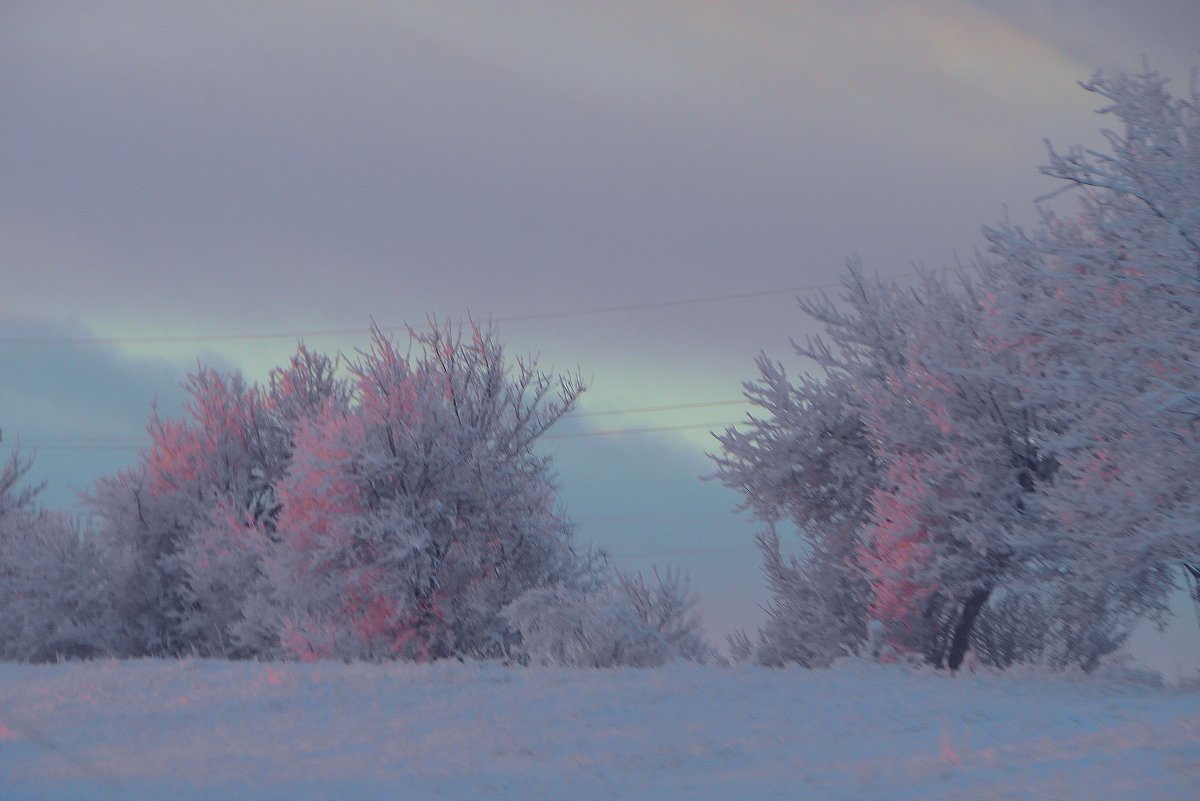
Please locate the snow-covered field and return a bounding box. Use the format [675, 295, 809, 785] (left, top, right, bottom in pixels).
[0, 659, 1196, 801]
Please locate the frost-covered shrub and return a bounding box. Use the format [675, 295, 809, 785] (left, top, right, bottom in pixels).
[504, 567, 713, 668]
[726, 628, 755, 663]
[972, 589, 1128, 672]
[745, 528, 866, 668]
[0, 452, 124, 661]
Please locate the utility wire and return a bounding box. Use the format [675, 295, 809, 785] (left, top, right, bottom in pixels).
[575, 514, 750, 525]
[573, 399, 745, 417]
[0, 273, 918, 347]
[11, 420, 739, 450]
[8, 399, 752, 448]
[543, 421, 733, 440]
[607, 544, 758, 559]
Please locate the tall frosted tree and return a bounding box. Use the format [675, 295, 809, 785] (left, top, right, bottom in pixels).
[716, 265, 1057, 670]
[984, 67, 1200, 630]
[255, 323, 588, 661]
[716, 67, 1194, 671]
[86, 347, 345, 657]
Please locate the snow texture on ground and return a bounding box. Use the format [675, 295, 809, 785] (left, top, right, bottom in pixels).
[0, 659, 1196, 800]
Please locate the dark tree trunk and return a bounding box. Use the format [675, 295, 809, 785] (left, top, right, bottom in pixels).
[920, 591, 952, 668]
[946, 588, 991, 671]
[1184, 562, 1200, 635]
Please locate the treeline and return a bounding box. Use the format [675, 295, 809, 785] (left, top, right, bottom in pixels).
[0, 325, 711, 666]
[1, 69, 1196, 672]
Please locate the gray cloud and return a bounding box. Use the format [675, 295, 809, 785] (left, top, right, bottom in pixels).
[0, 2, 1122, 339]
[0, 315, 190, 508]
[972, 0, 1200, 82]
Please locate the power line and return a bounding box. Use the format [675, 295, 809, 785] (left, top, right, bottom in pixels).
[493, 283, 849, 323]
[575, 514, 748, 525]
[0, 273, 918, 347]
[15, 435, 146, 444]
[10, 420, 739, 451]
[543, 421, 733, 440]
[573, 399, 745, 417]
[607, 544, 757, 559]
[8, 399, 752, 448]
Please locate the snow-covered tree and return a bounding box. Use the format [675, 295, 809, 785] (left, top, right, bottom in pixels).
[80, 323, 644, 665]
[255, 322, 587, 662]
[712, 341, 875, 666]
[86, 347, 345, 657]
[0, 451, 123, 661]
[715, 263, 1060, 669]
[867, 271, 1065, 668]
[984, 67, 1199, 631]
[716, 68, 1196, 671]
[181, 347, 352, 656]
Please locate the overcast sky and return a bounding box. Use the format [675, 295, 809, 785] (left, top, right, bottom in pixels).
[3, 1, 1198, 673]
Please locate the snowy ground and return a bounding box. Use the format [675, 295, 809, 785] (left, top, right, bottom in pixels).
[0, 659, 1196, 801]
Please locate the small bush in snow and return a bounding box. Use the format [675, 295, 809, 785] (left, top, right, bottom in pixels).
[504, 567, 714, 667]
